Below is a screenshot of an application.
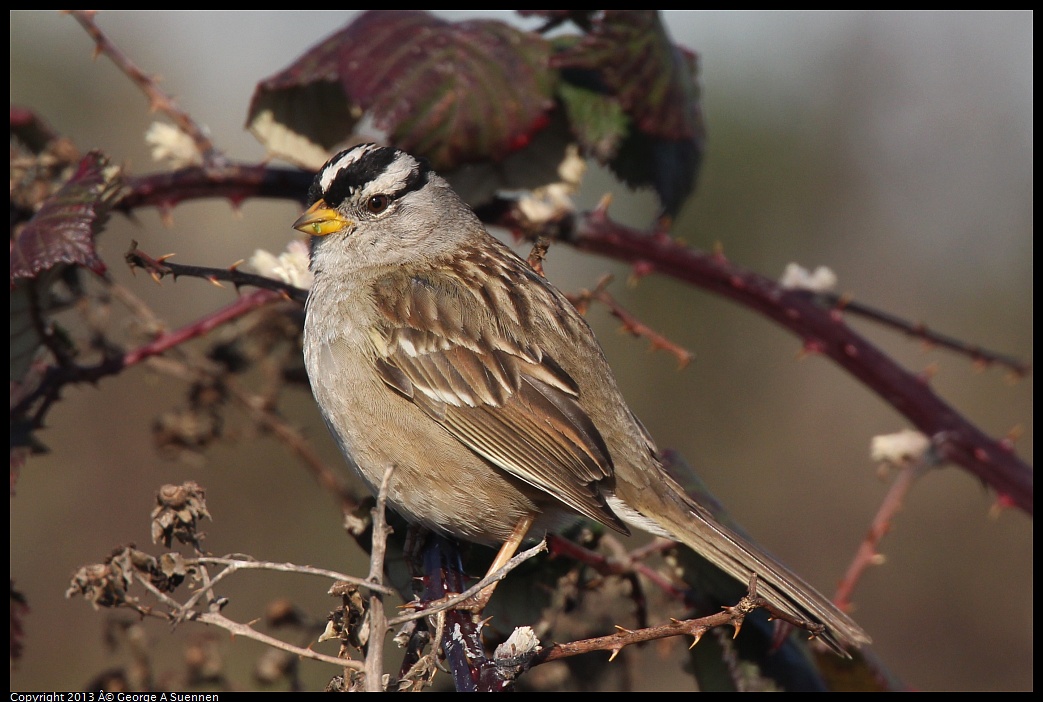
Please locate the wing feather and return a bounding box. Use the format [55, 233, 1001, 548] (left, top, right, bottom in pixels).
[370, 260, 629, 533]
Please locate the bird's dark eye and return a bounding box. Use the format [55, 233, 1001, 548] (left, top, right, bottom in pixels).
[366, 194, 390, 214]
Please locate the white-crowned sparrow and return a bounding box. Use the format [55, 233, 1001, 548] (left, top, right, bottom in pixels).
[294, 143, 870, 655]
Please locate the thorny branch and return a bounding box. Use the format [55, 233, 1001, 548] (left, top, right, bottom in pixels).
[533, 574, 822, 665]
[568, 273, 694, 368]
[557, 204, 1032, 515]
[66, 10, 226, 167]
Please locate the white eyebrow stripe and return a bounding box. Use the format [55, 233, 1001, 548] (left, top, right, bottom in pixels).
[369, 152, 420, 193]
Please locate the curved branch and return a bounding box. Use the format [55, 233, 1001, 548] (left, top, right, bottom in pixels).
[567, 209, 1032, 515]
[116, 164, 312, 214]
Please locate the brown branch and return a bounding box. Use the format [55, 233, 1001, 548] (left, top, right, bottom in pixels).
[66, 11, 225, 167]
[192, 557, 394, 595]
[116, 163, 313, 215]
[125, 243, 308, 303]
[535, 575, 824, 665]
[569, 274, 694, 368]
[388, 541, 548, 627]
[363, 466, 395, 692]
[11, 287, 283, 426]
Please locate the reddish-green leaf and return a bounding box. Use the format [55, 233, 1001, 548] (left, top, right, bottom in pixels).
[553, 11, 705, 219]
[10, 151, 122, 284]
[555, 10, 702, 142]
[247, 10, 556, 171]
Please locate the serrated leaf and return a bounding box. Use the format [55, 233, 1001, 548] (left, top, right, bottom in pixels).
[554, 10, 705, 218]
[556, 10, 702, 141]
[247, 10, 556, 171]
[556, 81, 629, 162]
[10, 151, 122, 284]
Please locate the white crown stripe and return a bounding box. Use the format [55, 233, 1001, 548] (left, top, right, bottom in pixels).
[318, 146, 420, 200]
[317, 144, 381, 193]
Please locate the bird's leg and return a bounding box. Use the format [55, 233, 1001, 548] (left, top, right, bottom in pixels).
[461, 514, 535, 612]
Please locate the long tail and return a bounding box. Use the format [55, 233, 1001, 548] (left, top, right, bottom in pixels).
[618, 470, 870, 656]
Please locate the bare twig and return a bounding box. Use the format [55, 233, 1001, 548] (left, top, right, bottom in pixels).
[193, 557, 395, 595]
[387, 540, 549, 627]
[363, 466, 396, 692]
[66, 10, 225, 167]
[569, 274, 694, 368]
[125, 244, 307, 303]
[122, 569, 365, 670]
[821, 292, 1031, 377]
[11, 287, 282, 427]
[833, 460, 926, 611]
[534, 575, 822, 665]
[526, 235, 552, 277]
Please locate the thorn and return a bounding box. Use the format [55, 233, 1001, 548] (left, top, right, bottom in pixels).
[1004, 370, 1026, 385]
[799, 339, 825, 358]
[613, 624, 635, 634]
[158, 203, 175, 227]
[1000, 425, 1022, 452]
[688, 630, 704, 649]
[608, 647, 621, 662]
[720, 605, 745, 639]
[989, 493, 1016, 519]
[918, 363, 939, 383]
[628, 260, 655, 286]
[207, 277, 225, 288]
[228, 259, 245, 271]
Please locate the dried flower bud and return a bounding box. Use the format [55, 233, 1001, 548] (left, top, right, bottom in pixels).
[151, 481, 211, 547]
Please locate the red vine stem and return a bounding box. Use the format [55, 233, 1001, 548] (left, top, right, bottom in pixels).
[568, 209, 1032, 516]
[833, 463, 923, 611]
[122, 288, 279, 366]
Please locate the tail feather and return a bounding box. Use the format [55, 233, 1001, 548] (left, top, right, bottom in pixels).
[617, 475, 870, 656]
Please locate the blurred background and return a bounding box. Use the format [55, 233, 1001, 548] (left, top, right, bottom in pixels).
[10, 10, 1032, 691]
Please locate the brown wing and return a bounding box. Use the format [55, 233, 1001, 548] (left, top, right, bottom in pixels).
[369, 258, 629, 534]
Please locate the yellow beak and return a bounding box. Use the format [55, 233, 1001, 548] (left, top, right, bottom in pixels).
[292, 199, 353, 236]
